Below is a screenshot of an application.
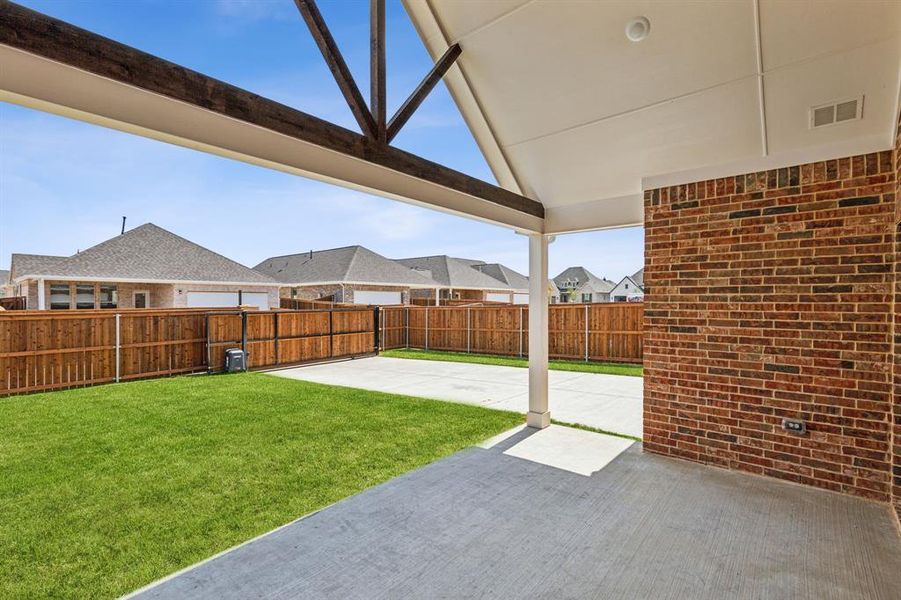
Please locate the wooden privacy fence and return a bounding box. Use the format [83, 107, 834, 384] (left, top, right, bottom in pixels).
[381, 303, 643, 363]
[0, 307, 377, 396]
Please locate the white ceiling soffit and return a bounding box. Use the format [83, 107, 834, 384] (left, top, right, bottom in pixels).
[404, 0, 901, 234]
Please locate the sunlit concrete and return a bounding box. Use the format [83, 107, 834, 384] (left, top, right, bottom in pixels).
[268, 356, 643, 438]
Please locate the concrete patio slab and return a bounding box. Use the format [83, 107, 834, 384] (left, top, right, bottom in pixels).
[501, 425, 634, 476]
[131, 427, 901, 600]
[269, 356, 643, 438]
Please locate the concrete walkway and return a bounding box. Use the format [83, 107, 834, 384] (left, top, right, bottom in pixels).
[268, 356, 643, 438]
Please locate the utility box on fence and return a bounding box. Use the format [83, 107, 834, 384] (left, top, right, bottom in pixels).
[224, 348, 246, 373]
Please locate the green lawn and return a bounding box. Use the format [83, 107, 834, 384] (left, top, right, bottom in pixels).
[0, 373, 522, 599]
[380, 348, 643, 377]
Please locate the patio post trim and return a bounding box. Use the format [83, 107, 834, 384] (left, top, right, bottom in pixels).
[527, 233, 550, 428]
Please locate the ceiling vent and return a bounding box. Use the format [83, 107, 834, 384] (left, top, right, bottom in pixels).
[810, 96, 863, 129]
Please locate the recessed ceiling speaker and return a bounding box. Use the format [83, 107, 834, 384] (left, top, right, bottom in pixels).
[626, 16, 650, 42]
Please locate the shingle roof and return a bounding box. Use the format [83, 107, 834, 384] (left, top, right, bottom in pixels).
[395, 255, 514, 290]
[10, 223, 275, 284]
[471, 263, 529, 291]
[631, 268, 644, 288]
[0, 270, 9, 285]
[254, 246, 439, 287]
[553, 266, 615, 293]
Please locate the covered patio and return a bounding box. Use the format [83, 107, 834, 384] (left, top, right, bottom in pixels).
[131, 426, 901, 599]
[2, 0, 900, 596]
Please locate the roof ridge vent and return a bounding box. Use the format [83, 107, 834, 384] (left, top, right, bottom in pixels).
[810, 96, 863, 129]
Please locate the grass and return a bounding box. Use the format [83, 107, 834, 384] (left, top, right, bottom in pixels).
[0, 373, 522, 599]
[380, 348, 643, 377]
[550, 419, 642, 443]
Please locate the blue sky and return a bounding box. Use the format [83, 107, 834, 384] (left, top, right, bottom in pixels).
[0, 0, 643, 280]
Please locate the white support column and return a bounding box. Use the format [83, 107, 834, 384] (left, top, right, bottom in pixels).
[37, 278, 46, 310]
[527, 233, 550, 428]
[435, 287, 440, 306]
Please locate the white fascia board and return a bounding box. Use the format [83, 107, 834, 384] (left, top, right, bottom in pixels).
[0, 44, 543, 233]
[13, 275, 280, 287]
[544, 194, 644, 235]
[283, 280, 443, 289]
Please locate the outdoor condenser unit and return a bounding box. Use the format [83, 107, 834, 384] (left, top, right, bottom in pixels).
[224, 348, 246, 373]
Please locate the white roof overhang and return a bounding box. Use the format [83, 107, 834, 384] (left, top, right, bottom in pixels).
[404, 0, 901, 234]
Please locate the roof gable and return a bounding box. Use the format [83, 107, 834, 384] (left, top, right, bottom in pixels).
[396, 255, 514, 290]
[473, 263, 529, 291]
[553, 266, 614, 292]
[255, 245, 438, 286]
[11, 224, 275, 284]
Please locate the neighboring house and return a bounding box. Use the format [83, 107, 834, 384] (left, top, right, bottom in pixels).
[631, 267, 644, 289]
[610, 269, 645, 302]
[552, 266, 616, 303]
[470, 262, 530, 304]
[395, 255, 523, 304]
[254, 245, 440, 305]
[548, 280, 561, 304]
[0, 269, 11, 298]
[8, 223, 280, 310]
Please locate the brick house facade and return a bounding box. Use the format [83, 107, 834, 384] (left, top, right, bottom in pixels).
[21, 280, 279, 310]
[644, 112, 901, 527]
[285, 283, 413, 305]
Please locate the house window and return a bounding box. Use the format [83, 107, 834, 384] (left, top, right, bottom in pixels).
[582, 293, 592, 303]
[133, 291, 149, 309]
[625, 283, 629, 289]
[49, 284, 71, 310]
[614, 295, 627, 302]
[75, 284, 95, 309]
[99, 285, 118, 309]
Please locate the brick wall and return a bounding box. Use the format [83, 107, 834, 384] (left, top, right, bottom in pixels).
[644, 150, 896, 503]
[894, 111, 901, 526]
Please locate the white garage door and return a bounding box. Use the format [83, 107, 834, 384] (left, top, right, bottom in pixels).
[353, 290, 402, 305]
[240, 292, 270, 310]
[186, 291, 270, 310]
[186, 291, 239, 308]
[486, 293, 511, 303]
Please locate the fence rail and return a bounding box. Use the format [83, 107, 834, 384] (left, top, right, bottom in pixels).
[0, 307, 376, 396]
[381, 303, 642, 363]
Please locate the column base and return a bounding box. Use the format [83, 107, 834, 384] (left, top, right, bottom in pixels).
[526, 410, 551, 429]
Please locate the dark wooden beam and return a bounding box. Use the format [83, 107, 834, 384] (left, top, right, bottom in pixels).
[0, 1, 543, 219]
[386, 43, 462, 143]
[370, 0, 386, 142]
[294, 0, 377, 139]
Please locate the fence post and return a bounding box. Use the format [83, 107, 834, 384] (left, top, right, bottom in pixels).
[328, 309, 334, 358]
[405, 307, 409, 348]
[519, 306, 524, 358]
[241, 311, 248, 370]
[584, 303, 589, 362]
[467, 307, 471, 353]
[373, 306, 380, 353]
[205, 313, 211, 373]
[273, 311, 280, 366]
[425, 308, 429, 350]
[115, 313, 121, 383]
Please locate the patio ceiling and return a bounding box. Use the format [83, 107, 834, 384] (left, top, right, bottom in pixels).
[404, 0, 901, 233]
